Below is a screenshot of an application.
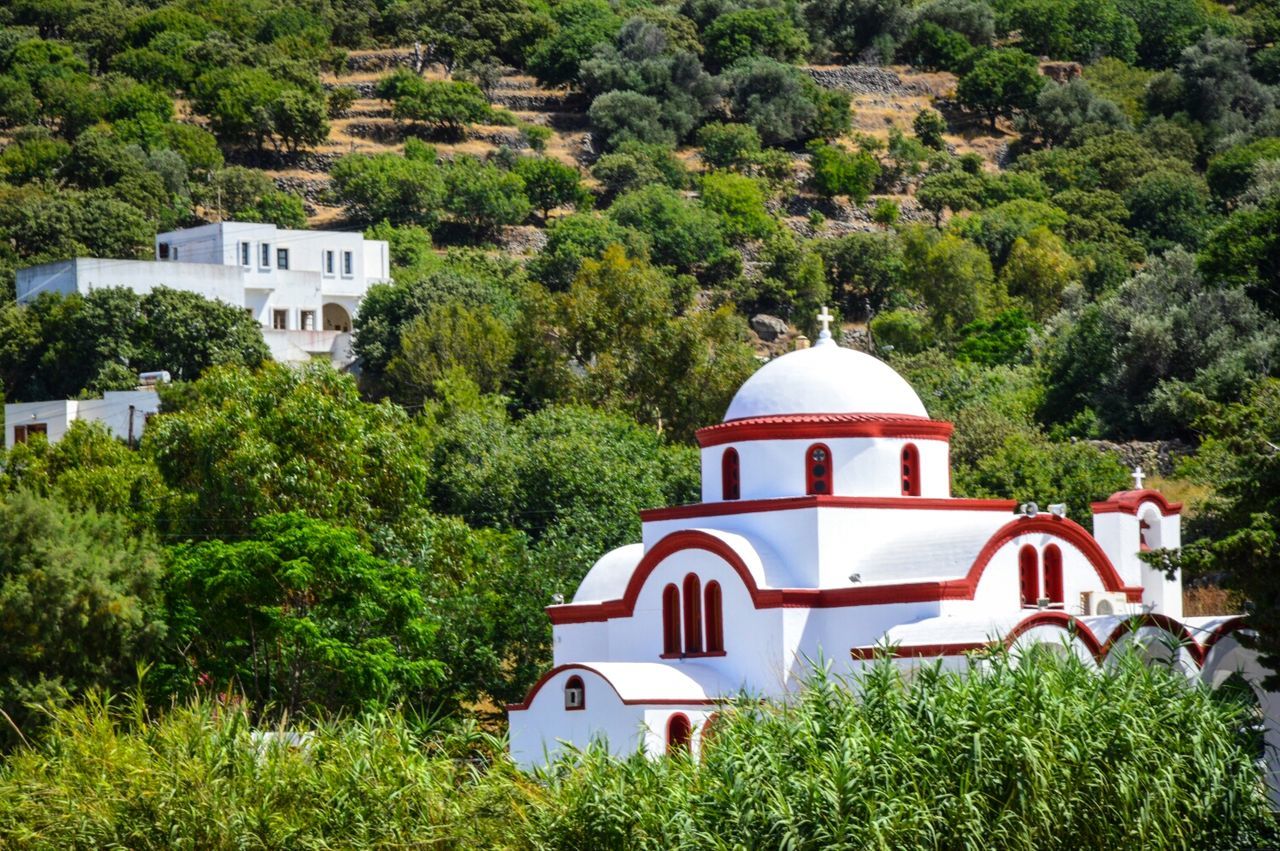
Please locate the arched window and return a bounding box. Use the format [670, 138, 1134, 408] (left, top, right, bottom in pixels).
[1043, 545, 1063, 606]
[682, 574, 703, 654]
[564, 675, 585, 710]
[806, 443, 832, 495]
[704, 581, 724, 653]
[901, 443, 921, 496]
[1019, 545, 1040, 607]
[662, 584, 681, 655]
[721, 448, 740, 501]
[666, 713, 692, 754]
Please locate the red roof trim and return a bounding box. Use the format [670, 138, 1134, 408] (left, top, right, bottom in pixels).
[640, 495, 1018, 523]
[506, 663, 717, 712]
[1090, 489, 1183, 517]
[697, 414, 954, 448]
[548, 519, 1141, 625]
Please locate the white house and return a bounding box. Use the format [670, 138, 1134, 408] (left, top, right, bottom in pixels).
[509, 311, 1279, 798]
[4, 388, 159, 450]
[15, 222, 391, 367]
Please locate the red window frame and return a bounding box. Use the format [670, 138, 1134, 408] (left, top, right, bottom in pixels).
[805, 443, 832, 495]
[662, 584, 681, 655]
[721, 448, 740, 501]
[704, 581, 724, 653]
[901, 443, 920, 496]
[1019, 545, 1040, 607]
[1043, 545, 1064, 605]
[682, 574, 703, 654]
[666, 713, 692, 754]
[564, 675, 585, 711]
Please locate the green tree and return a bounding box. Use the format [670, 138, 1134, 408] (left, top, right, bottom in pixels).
[329, 150, 446, 228]
[1123, 168, 1211, 251]
[378, 70, 492, 135]
[1018, 79, 1129, 147]
[165, 513, 439, 715]
[0, 491, 164, 744]
[444, 155, 531, 234]
[608, 185, 727, 275]
[817, 230, 908, 316]
[998, 226, 1078, 319]
[1206, 138, 1280, 206]
[724, 57, 852, 145]
[808, 142, 880, 202]
[697, 122, 763, 171]
[587, 90, 675, 150]
[527, 211, 649, 290]
[590, 141, 689, 198]
[527, 0, 622, 87]
[702, 7, 809, 71]
[1005, 0, 1138, 64]
[956, 48, 1045, 129]
[700, 172, 775, 242]
[1198, 196, 1280, 317]
[902, 226, 1002, 338]
[912, 108, 947, 149]
[512, 155, 587, 220]
[387, 304, 515, 402]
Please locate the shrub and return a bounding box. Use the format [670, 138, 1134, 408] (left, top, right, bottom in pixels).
[699, 172, 775, 242]
[723, 57, 852, 146]
[588, 90, 675, 150]
[697, 122, 762, 171]
[956, 48, 1045, 129]
[808, 142, 881, 202]
[912, 107, 947, 149]
[444, 155, 532, 234]
[513, 156, 587, 220]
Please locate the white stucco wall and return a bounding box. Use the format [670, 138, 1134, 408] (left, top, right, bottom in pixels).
[4, 390, 159, 449]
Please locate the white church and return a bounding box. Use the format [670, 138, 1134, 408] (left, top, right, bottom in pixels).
[509, 311, 1278, 791]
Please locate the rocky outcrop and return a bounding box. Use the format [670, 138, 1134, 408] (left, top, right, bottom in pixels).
[751, 314, 789, 342]
[1040, 61, 1083, 83]
[1083, 440, 1193, 478]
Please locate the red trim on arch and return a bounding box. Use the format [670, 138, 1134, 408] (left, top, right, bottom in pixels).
[696, 413, 954, 447]
[1090, 489, 1183, 517]
[548, 519, 1140, 626]
[506, 663, 717, 711]
[1099, 612, 1208, 665]
[640, 495, 1018, 522]
[1201, 617, 1250, 654]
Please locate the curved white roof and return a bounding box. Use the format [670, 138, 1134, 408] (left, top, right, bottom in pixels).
[574, 543, 644, 603]
[724, 338, 928, 422]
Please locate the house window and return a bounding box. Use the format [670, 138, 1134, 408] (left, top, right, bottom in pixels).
[1043, 545, 1064, 605]
[13, 423, 47, 444]
[564, 675, 585, 711]
[666, 713, 692, 754]
[277, 248, 290, 270]
[172, 246, 179, 260]
[300, 310, 316, 331]
[272, 309, 288, 330]
[704, 581, 723, 653]
[240, 242, 251, 267]
[260, 243, 272, 268]
[721, 448, 740, 500]
[662, 584, 681, 655]
[1019, 545, 1040, 607]
[682, 574, 703, 654]
[901, 443, 920, 496]
[158, 242, 170, 260]
[324, 250, 335, 275]
[805, 443, 832, 495]
[341, 250, 353, 276]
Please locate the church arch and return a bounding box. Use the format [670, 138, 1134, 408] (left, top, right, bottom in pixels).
[322, 302, 352, 332]
[806, 443, 832, 495]
[722, 448, 740, 500]
[1043, 545, 1064, 606]
[662, 584, 681, 655]
[682, 574, 703, 654]
[667, 713, 692, 754]
[564, 675, 585, 710]
[704, 581, 724, 653]
[901, 443, 920, 496]
[1018, 545, 1040, 607]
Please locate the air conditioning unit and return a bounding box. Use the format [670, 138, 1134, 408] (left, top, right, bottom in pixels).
[1084, 591, 1132, 617]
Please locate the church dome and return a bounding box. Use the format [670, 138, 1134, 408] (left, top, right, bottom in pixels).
[723, 335, 929, 422]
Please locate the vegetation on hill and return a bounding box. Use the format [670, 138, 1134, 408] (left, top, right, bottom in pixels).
[1, 0, 1280, 834]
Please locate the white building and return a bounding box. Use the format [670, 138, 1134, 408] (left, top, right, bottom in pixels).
[4, 389, 159, 450]
[509, 311, 1279, 797]
[15, 222, 391, 367]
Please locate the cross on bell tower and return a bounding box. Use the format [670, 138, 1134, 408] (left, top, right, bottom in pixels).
[817, 306, 834, 342]
[1132, 466, 1145, 489]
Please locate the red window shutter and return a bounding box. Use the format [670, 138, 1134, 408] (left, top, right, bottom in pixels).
[1019, 545, 1040, 607]
[1043, 545, 1064, 604]
[704, 581, 723, 652]
[662, 584, 681, 655]
[682, 574, 703, 654]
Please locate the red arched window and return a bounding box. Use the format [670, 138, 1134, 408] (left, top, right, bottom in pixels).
[704, 581, 724, 653]
[722, 448, 740, 501]
[901, 443, 921, 496]
[682, 574, 703, 654]
[806, 443, 832, 495]
[564, 675, 585, 710]
[667, 713, 692, 754]
[662, 584, 681, 655]
[1043, 545, 1063, 605]
[1018, 545, 1040, 607]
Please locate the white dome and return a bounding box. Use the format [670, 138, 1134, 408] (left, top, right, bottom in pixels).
[724, 338, 928, 421]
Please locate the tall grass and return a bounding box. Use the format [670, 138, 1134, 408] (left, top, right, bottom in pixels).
[0, 648, 1273, 849]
